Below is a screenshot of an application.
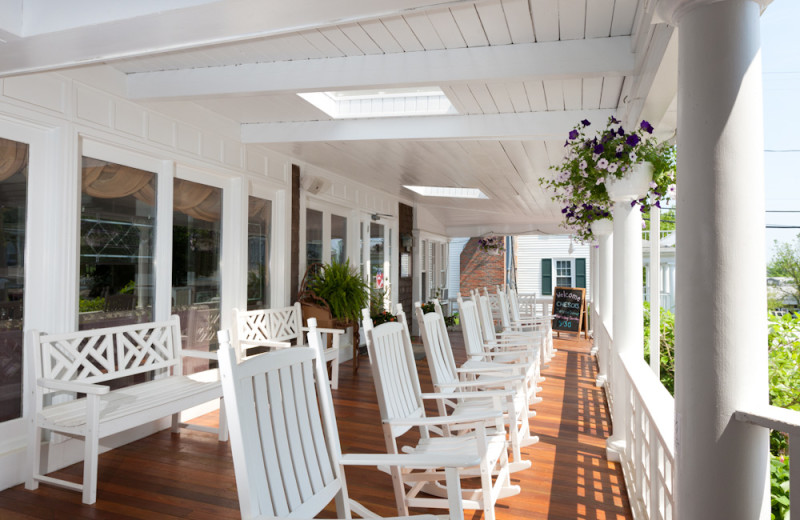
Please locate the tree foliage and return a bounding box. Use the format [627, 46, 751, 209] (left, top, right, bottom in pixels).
[768, 234, 800, 301]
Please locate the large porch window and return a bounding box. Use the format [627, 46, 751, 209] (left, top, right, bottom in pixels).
[247, 197, 272, 310]
[0, 137, 28, 423]
[78, 157, 156, 330]
[172, 178, 222, 375]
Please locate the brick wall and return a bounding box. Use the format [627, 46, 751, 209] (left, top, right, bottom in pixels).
[459, 237, 504, 297]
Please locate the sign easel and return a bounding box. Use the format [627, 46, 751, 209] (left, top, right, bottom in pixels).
[551, 286, 588, 340]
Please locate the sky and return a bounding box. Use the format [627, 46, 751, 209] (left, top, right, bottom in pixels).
[761, 0, 800, 260]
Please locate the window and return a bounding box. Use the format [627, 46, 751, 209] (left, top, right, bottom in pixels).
[306, 208, 323, 268]
[79, 157, 156, 330]
[0, 137, 28, 422]
[556, 260, 573, 287]
[331, 214, 347, 265]
[371, 222, 385, 294]
[247, 197, 271, 310]
[172, 178, 222, 374]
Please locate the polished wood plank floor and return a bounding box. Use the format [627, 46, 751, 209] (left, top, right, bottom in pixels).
[0, 332, 631, 519]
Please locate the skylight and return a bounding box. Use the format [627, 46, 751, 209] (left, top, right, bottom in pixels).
[298, 87, 457, 119]
[403, 186, 488, 199]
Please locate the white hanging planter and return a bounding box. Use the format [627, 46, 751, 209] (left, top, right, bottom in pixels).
[605, 161, 653, 202]
[590, 218, 614, 237]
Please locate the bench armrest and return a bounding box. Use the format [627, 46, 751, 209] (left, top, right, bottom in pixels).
[37, 378, 109, 395]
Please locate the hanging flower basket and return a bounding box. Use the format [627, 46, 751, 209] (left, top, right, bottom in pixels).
[478, 236, 505, 255]
[539, 117, 676, 242]
[605, 161, 653, 201]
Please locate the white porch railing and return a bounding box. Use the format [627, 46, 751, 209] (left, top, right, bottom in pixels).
[596, 313, 676, 520]
[734, 405, 800, 518]
[619, 352, 675, 520]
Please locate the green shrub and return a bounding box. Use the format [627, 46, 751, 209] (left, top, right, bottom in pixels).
[79, 297, 105, 312]
[644, 308, 800, 518]
[642, 302, 676, 394]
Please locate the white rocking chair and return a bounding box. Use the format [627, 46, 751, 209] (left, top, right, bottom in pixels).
[413, 303, 537, 472]
[361, 306, 520, 520]
[217, 320, 472, 520]
[458, 296, 543, 406]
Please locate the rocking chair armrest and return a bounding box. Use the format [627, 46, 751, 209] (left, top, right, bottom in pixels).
[449, 374, 526, 387]
[340, 452, 480, 470]
[37, 378, 109, 395]
[455, 365, 522, 375]
[462, 359, 526, 371]
[384, 410, 501, 428]
[302, 326, 345, 336]
[421, 389, 515, 400]
[240, 339, 293, 349]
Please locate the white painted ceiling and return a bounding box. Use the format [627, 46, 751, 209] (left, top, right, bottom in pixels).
[0, 0, 678, 237]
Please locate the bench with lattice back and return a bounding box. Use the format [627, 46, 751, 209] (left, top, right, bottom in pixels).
[24, 315, 227, 505]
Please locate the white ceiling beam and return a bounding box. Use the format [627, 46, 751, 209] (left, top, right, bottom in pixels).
[241, 109, 616, 143]
[127, 37, 634, 99]
[0, 0, 476, 77]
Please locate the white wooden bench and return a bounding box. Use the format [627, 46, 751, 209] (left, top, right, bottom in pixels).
[25, 315, 228, 505]
[232, 302, 343, 389]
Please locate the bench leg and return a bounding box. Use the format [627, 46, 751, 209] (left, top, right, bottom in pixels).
[217, 398, 229, 442]
[171, 412, 181, 434]
[82, 398, 100, 505]
[25, 421, 41, 491]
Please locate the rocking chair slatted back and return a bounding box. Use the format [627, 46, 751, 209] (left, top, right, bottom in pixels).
[458, 297, 492, 360]
[369, 321, 425, 435]
[218, 330, 342, 519]
[414, 305, 459, 391]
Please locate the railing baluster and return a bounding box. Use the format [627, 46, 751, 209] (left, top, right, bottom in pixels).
[792, 433, 799, 520]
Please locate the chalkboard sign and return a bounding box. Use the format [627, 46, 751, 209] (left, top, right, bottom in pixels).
[551, 286, 586, 336]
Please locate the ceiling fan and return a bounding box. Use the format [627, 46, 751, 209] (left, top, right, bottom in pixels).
[371, 212, 393, 221]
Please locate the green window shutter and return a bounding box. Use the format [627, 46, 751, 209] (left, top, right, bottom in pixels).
[575, 258, 586, 288]
[541, 258, 552, 295]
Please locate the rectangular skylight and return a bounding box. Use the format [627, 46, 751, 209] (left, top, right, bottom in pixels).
[404, 186, 488, 199]
[298, 87, 457, 119]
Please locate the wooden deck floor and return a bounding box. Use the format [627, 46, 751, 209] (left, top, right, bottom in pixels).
[0, 332, 632, 519]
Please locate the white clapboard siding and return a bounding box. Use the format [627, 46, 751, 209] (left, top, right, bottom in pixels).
[514, 235, 591, 297]
[448, 238, 470, 299]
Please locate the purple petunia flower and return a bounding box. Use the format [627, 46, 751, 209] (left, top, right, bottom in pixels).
[594, 143, 604, 154]
[569, 129, 579, 140]
[626, 134, 640, 146]
[561, 207, 568, 214]
[640, 120, 654, 134]
[618, 127, 625, 136]
[581, 119, 590, 127]
[610, 116, 620, 124]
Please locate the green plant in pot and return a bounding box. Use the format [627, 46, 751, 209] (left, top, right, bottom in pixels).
[307, 259, 369, 323]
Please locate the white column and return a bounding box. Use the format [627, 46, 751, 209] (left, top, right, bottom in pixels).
[659, 0, 770, 517]
[649, 206, 661, 376]
[592, 219, 613, 387]
[606, 200, 645, 461]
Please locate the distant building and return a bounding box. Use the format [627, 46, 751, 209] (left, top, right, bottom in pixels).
[767, 276, 799, 316]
